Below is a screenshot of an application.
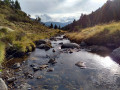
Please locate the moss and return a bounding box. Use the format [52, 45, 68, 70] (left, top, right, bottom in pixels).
[0, 42, 5, 63]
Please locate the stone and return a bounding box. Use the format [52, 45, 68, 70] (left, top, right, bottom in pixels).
[37, 44, 51, 50]
[33, 66, 39, 72]
[47, 68, 54, 72]
[111, 47, 120, 61]
[48, 59, 57, 64]
[61, 43, 80, 49]
[37, 75, 43, 79]
[52, 49, 56, 52]
[75, 61, 86, 69]
[19, 83, 31, 90]
[12, 63, 20, 69]
[7, 77, 16, 83]
[0, 78, 8, 90]
[40, 65, 48, 70]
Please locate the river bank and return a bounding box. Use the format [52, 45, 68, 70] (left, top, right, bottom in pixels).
[1, 35, 120, 90]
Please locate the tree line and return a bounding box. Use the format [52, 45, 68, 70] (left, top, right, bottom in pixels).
[63, 0, 120, 31]
[0, 0, 21, 10]
[49, 23, 61, 29]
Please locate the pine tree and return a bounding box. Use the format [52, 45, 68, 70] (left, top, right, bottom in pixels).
[54, 24, 58, 29]
[4, 0, 10, 5]
[50, 23, 53, 28]
[58, 25, 61, 29]
[15, 0, 21, 10]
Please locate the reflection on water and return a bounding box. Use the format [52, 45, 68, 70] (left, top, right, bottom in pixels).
[6, 35, 120, 90]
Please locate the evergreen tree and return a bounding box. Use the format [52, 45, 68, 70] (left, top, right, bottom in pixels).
[15, 0, 21, 10]
[58, 25, 61, 29]
[4, 0, 10, 5]
[50, 23, 53, 28]
[54, 24, 58, 29]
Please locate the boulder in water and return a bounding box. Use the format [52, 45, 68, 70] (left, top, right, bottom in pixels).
[61, 43, 80, 49]
[37, 44, 51, 50]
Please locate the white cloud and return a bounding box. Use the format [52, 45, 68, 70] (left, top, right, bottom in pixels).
[18, 0, 107, 22]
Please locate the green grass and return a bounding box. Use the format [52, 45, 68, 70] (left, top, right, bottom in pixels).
[0, 42, 5, 63]
[66, 21, 120, 47]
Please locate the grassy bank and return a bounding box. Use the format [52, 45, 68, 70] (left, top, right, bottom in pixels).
[0, 42, 5, 63]
[66, 22, 120, 47]
[0, 3, 64, 63]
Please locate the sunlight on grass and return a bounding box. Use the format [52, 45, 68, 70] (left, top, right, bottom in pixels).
[66, 22, 120, 47]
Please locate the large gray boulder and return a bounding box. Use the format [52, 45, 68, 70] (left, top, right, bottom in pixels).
[111, 47, 120, 60]
[0, 78, 8, 90]
[61, 43, 80, 49]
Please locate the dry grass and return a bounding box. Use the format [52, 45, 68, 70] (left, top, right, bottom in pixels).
[66, 22, 120, 47]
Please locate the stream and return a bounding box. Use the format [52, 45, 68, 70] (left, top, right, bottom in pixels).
[3, 35, 120, 90]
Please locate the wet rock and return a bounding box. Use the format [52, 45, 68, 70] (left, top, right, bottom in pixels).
[30, 64, 35, 67]
[47, 68, 54, 72]
[28, 74, 34, 79]
[69, 49, 73, 53]
[48, 59, 57, 64]
[75, 61, 86, 69]
[80, 41, 87, 47]
[40, 65, 48, 70]
[37, 44, 51, 50]
[12, 63, 20, 69]
[61, 43, 80, 49]
[52, 49, 56, 52]
[19, 83, 31, 90]
[59, 42, 63, 45]
[7, 77, 16, 83]
[33, 66, 39, 72]
[111, 47, 120, 61]
[37, 75, 43, 79]
[0, 78, 8, 90]
[35, 40, 46, 46]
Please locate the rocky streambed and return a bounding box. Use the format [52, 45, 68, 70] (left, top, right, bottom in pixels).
[1, 35, 120, 90]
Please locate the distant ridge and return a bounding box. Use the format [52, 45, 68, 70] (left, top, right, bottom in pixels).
[63, 0, 120, 31]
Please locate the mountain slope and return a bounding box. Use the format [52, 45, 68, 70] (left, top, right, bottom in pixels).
[63, 0, 120, 31]
[0, 0, 61, 63]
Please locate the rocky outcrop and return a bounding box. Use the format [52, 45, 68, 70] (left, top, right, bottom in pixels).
[61, 43, 80, 49]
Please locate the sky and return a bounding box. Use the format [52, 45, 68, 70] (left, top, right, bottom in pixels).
[19, 0, 107, 22]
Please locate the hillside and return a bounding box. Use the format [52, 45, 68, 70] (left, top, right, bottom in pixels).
[0, 0, 62, 63]
[66, 21, 120, 48]
[63, 0, 120, 31]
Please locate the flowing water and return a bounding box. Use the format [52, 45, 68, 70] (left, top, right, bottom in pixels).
[5, 35, 120, 90]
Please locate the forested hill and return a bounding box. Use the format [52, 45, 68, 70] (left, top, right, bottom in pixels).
[63, 0, 120, 31]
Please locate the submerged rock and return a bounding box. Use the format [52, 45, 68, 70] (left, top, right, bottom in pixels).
[40, 65, 48, 70]
[47, 68, 54, 72]
[0, 78, 8, 90]
[75, 61, 86, 69]
[48, 59, 57, 64]
[19, 83, 31, 90]
[61, 43, 80, 49]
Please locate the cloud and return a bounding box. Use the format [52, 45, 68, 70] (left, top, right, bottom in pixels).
[19, 0, 107, 22]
